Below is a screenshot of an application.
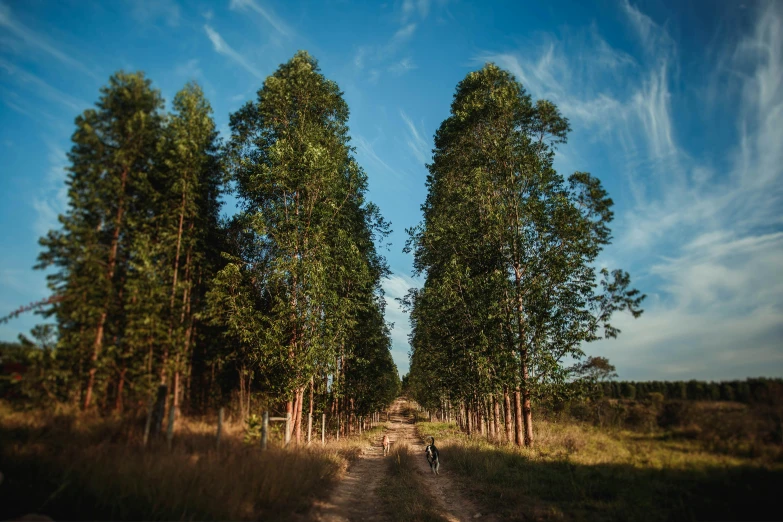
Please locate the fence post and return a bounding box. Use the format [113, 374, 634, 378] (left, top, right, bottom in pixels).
[216, 407, 224, 450]
[321, 413, 326, 445]
[166, 401, 176, 449]
[285, 412, 292, 446]
[307, 413, 313, 444]
[336, 413, 340, 441]
[359, 416, 362, 435]
[261, 411, 269, 450]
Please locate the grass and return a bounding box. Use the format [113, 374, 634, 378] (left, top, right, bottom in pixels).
[417, 418, 783, 521]
[377, 442, 449, 522]
[0, 401, 377, 521]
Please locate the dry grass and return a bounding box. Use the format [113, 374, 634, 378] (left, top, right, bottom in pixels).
[377, 442, 449, 522]
[0, 401, 376, 521]
[418, 418, 783, 521]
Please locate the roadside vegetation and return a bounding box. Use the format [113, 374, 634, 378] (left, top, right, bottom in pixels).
[0, 401, 389, 521]
[413, 394, 783, 521]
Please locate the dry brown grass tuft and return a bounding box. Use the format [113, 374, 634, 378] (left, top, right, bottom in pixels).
[0, 401, 374, 521]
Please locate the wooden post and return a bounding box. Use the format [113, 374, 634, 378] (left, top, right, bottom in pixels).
[166, 400, 175, 449]
[216, 407, 224, 450]
[321, 413, 326, 445]
[336, 414, 340, 441]
[307, 413, 313, 444]
[285, 412, 292, 446]
[261, 411, 269, 450]
[359, 416, 362, 435]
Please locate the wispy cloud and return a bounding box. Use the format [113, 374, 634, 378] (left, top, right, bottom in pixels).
[229, 0, 293, 37]
[32, 141, 69, 238]
[174, 58, 202, 79]
[392, 23, 417, 44]
[388, 57, 416, 75]
[0, 59, 87, 112]
[128, 0, 181, 28]
[477, 1, 783, 380]
[382, 272, 423, 375]
[0, 2, 99, 79]
[203, 25, 263, 79]
[354, 135, 399, 178]
[400, 110, 430, 164]
[594, 2, 783, 379]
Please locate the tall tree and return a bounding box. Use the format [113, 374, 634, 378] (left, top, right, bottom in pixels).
[37, 71, 164, 409]
[216, 51, 394, 441]
[407, 64, 645, 446]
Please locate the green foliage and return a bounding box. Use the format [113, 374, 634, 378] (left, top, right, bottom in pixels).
[404, 62, 644, 444]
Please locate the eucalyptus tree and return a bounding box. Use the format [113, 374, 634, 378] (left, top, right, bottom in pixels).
[37, 72, 165, 409]
[407, 64, 644, 446]
[219, 51, 393, 442]
[156, 82, 222, 413]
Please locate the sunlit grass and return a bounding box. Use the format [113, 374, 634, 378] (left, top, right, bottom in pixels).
[417, 418, 783, 521]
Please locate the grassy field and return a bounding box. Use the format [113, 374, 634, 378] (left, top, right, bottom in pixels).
[0, 401, 382, 521]
[416, 415, 782, 521]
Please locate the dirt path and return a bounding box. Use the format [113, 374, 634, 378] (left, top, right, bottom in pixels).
[312, 398, 492, 522]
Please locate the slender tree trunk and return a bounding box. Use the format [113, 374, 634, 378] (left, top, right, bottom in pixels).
[172, 361, 180, 422]
[492, 396, 500, 441]
[285, 399, 293, 442]
[503, 389, 512, 443]
[521, 359, 534, 447]
[514, 387, 524, 446]
[115, 367, 126, 412]
[84, 167, 128, 410]
[294, 387, 304, 444]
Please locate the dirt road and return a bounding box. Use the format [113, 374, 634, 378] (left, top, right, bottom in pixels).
[312, 398, 491, 522]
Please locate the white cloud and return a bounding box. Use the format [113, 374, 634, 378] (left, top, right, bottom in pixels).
[32, 141, 69, 238]
[400, 110, 430, 164]
[230, 0, 292, 37]
[477, 2, 783, 380]
[204, 25, 263, 79]
[382, 272, 423, 375]
[392, 23, 417, 44]
[354, 134, 399, 178]
[0, 2, 98, 79]
[174, 58, 202, 79]
[388, 57, 416, 75]
[128, 0, 181, 28]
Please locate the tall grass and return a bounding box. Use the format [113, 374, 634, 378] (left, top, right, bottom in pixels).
[0, 401, 372, 521]
[418, 418, 783, 521]
[377, 443, 449, 522]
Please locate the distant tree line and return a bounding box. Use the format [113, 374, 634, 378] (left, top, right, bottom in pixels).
[597, 378, 783, 405]
[2, 51, 400, 442]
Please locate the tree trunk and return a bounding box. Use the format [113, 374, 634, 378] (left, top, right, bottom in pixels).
[521, 360, 534, 447]
[293, 387, 304, 444]
[514, 387, 524, 446]
[503, 389, 512, 443]
[84, 167, 128, 410]
[115, 366, 126, 412]
[493, 396, 500, 441]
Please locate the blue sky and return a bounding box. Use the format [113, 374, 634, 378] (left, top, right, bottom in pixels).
[1, 0, 781, 381]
